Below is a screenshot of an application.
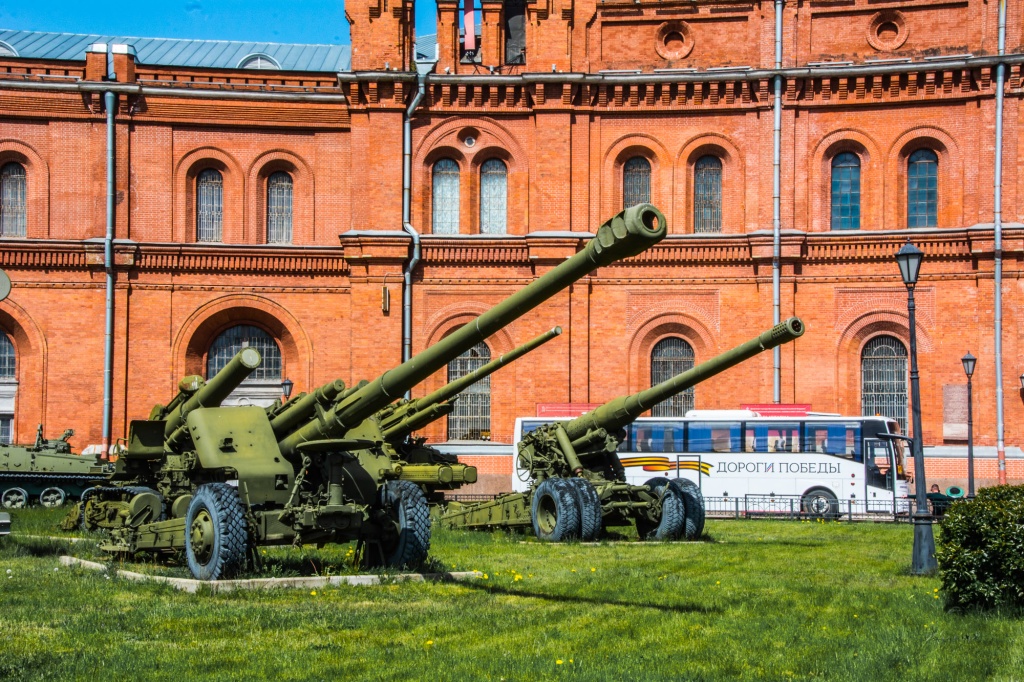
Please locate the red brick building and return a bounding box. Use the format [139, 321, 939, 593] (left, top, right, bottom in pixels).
[1, 0, 1023, 493]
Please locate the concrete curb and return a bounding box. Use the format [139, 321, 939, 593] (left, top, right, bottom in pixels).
[59, 556, 482, 594]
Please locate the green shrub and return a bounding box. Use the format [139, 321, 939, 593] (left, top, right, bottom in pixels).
[936, 484, 1024, 611]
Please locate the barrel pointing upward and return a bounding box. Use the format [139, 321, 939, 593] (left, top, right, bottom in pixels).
[164, 347, 262, 439]
[560, 317, 805, 442]
[277, 204, 667, 457]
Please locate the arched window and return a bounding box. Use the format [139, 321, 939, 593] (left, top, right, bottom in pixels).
[907, 149, 938, 228]
[693, 155, 723, 233]
[447, 342, 491, 440]
[196, 169, 223, 242]
[207, 325, 282, 381]
[831, 152, 861, 230]
[267, 171, 293, 244]
[861, 335, 908, 433]
[432, 158, 460, 234]
[0, 330, 15, 444]
[0, 162, 27, 237]
[623, 156, 651, 208]
[479, 159, 507, 234]
[651, 338, 695, 417]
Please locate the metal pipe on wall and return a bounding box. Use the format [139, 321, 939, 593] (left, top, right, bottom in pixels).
[772, 0, 784, 403]
[102, 46, 115, 457]
[994, 0, 1007, 484]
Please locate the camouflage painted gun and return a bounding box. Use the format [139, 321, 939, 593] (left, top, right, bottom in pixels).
[442, 318, 805, 542]
[69, 204, 667, 579]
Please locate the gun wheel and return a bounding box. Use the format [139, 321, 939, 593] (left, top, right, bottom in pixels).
[565, 478, 602, 542]
[185, 483, 250, 581]
[366, 480, 431, 570]
[636, 477, 685, 541]
[531, 478, 581, 542]
[672, 479, 706, 540]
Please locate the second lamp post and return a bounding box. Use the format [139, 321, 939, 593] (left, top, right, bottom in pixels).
[962, 353, 976, 498]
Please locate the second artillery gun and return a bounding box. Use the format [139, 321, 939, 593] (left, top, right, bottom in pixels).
[68, 204, 667, 580]
[442, 318, 805, 542]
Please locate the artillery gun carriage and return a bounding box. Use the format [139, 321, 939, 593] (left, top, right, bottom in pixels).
[0, 426, 110, 508]
[442, 318, 805, 542]
[68, 204, 668, 579]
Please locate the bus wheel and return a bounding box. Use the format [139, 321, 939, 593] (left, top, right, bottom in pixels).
[671, 480, 706, 540]
[637, 478, 685, 541]
[565, 478, 602, 542]
[531, 479, 580, 542]
[802, 488, 839, 520]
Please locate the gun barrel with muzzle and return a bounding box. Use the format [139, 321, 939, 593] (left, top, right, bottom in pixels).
[277, 204, 668, 458]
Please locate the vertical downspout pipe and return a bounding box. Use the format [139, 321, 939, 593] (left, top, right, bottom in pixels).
[402, 68, 429, 398]
[102, 46, 116, 458]
[772, 0, 784, 403]
[994, 0, 1007, 484]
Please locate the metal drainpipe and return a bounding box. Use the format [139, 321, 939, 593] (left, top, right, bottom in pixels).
[994, 0, 1007, 484]
[772, 0, 783, 403]
[402, 68, 430, 399]
[102, 46, 116, 457]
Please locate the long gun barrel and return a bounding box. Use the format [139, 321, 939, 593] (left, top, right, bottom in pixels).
[378, 326, 562, 440]
[559, 317, 805, 442]
[269, 379, 347, 437]
[164, 348, 262, 446]
[278, 204, 667, 457]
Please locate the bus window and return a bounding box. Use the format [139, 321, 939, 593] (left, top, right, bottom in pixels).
[864, 439, 893, 490]
[745, 423, 800, 453]
[632, 422, 685, 452]
[688, 422, 741, 453]
[520, 420, 547, 436]
[803, 422, 862, 462]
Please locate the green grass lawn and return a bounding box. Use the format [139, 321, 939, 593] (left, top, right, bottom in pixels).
[1, 509, 1022, 681]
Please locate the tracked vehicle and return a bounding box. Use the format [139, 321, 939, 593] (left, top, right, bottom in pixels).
[1, 426, 109, 508]
[442, 318, 805, 542]
[69, 204, 667, 579]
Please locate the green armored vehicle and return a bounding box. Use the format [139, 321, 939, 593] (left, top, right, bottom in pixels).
[70, 204, 667, 580]
[1, 426, 110, 508]
[442, 318, 805, 542]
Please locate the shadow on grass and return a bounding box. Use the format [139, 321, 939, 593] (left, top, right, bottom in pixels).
[460, 579, 722, 615]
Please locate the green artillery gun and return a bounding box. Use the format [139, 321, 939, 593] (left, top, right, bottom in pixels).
[1, 425, 110, 508]
[69, 204, 667, 580]
[374, 326, 562, 503]
[442, 318, 805, 542]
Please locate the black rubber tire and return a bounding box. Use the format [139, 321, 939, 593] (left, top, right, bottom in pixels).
[185, 483, 250, 581]
[380, 480, 432, 569]
[671, 479, 706, 540]
[565, 477, 603, 541]
[802, 487, 839, 520]
[531, 478, 581, 542]
[637, 477, 685, 541]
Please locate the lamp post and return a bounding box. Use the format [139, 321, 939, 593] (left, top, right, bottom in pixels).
[896, 241, 937, 575]
[962, 353, 976, 498]
[281, 378, 294, 402]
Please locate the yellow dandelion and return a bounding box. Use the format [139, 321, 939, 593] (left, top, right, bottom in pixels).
[426, 640, 434, 647]
[590, 567, 596, 572]
[853, 614, 858, 618]
[716, 581, 721, 585]
[934, 595, 939, 599]
[569, 659, 574, 663]
[556, 660, 563, 665]
[571, 569, 577, 573]
[934, 588, 939, 593]
[310, 590, 317, 596]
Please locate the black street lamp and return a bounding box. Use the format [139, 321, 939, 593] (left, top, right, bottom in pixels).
[896, 241, 937, 575]
[962, 353, 976, 499]
[281, 378, 294, 401]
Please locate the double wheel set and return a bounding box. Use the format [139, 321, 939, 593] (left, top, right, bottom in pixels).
[2, 485, 69, 509]
[529, 476, 706, 543]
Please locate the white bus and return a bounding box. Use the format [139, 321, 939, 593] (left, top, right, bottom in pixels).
[512, 411, 910, 517]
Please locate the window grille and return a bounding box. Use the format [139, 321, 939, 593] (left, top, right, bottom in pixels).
[651, 337, 695, 417]
[0, 416, 10, 445]
[196, 169, 223, 242]
[432, 158, 460, 234]
[0, 162, 27, 237]
[831, 152, 861, 230]
[207, 325, 281, 381]
[0, 331, 14, 379]
[861, 335, 908, 433]
[693, 155, 723, 233]
[447, 342, 491, 440]
[267, 171, 293, 244]
[623, 156, 651, 208]
[907, 149, 938, 228]
[479, 158, 507, 234]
